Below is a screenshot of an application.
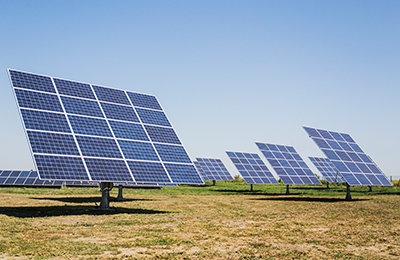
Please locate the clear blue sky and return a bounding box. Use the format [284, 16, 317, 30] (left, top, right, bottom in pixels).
[1, 0, 399, 178]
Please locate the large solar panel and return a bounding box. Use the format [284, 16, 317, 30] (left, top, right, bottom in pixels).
[303, 126, 392, 186]
[194, 158, 233, 181]
[256, 142, 321, 185]
[8, 69, 203, 185]
[226, 151, 278, 184]
[308, 157, 346, 183]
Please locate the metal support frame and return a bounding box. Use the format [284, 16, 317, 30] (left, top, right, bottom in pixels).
[250, 184, 253, 192]
[285, 185, 290, 195]
[345, 183, 352, 201]
[99, 182, 113, 209]
[116, 184, 124, 201]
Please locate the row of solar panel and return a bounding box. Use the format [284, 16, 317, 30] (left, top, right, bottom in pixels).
[10, 70, 163, 110]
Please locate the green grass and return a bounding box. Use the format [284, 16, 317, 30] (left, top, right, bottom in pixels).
[0, 181, 399, 259]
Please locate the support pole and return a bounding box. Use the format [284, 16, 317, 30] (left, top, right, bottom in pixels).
[212, 180, 216, 186]
[250, 184, 253, 192]
[345, 183, 352, 201]
[326, 182, 329, 189]
[99, 182, 113, 209]
[285, 185, 290, 195]
[368, 186, 372, 192]
[116, 184, 124, 201]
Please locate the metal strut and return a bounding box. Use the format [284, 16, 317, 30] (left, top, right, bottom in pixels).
[345, 183, 352, 201]
[99, 182, 113, 209]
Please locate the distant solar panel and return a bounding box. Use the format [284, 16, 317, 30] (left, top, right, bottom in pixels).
[303, 126, 392, 186]
[226, 151, 278, 184]
[8, 69, 203, 185]
[308, 157, 346, 183]
[194, 158, 233, 181]
[0, 170, 59, 186]
[256, 142, 321, 185]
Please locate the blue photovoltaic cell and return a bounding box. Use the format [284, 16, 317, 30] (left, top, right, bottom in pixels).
[0, 170, 61, 186]
[127, 92, 162, 110]
[164, 163, 204, 184]
[136, 108, 171, 127]
[34, 155, 89, 180]
[194, 158, 233, 181]
[21, 109, 71, 133]
[53, 78, 95, 99]
[303, 126, 392, 186]
[154, 144, 192, 163]
[226, 151, 278, 184]
[76, 136, 122, 158]
[127, 161, 170, 183]
[92, 85, 131, 105]
[9, 69, 203, 184]
[118, 140, 159, 161]
[27, 131, 80, 155]
[85, 158, 132, 181]
[10, 70, 55, 93]
[100, 102, 139, 122]
[256, 142, 321, 185]
[109, 121, 149, 141]
[15, 89, 63, 112]
[308, 157, 346, 183]
[61, 96, 104, 118]
[193, 161, 206, 178]
[144, 125, 181, 144]
[68, 116, 113, 137]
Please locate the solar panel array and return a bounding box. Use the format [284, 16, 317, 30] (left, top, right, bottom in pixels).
[303, 126, 392, 186]
[256, 142, 321, 185]
[308, 157, 346, 183]
[226, 151, 278, 184]
[0, 170, 60, 186]
[194, 158, 233, 181]
[9, 69, 203, 185]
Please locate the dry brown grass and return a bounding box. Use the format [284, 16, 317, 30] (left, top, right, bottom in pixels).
[0, 185, 399, 259]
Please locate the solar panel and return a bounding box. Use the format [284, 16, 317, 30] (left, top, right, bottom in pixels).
[226, 151, 278, 184]
[256, 142, 321, 185]
[303, 126, 392, 186]
[194, 158, 234, 181]
[308, 157, 346, 183]
[0, 170, 59, 186]
[8, 69, 203, 185]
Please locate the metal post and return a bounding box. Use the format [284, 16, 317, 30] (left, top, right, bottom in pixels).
[368, 186, 372, 192]
[116, 184, 124, 201]
[326, 182, 329, 189]
[250, 184, 253, 192]
[285, 185, 290, 195]
[345, 183, 352, 201]
[99, 182, 113, 209]
[212, 180, 216, 186]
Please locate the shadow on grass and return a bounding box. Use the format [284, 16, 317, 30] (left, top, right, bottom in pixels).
[213, 189, 302, 196]
[252, 196, 370, 202]
[0, 205, 169, 218]
[32, 196, 154, 203]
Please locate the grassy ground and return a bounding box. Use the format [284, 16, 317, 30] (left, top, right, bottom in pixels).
[0, 181, 399, 259]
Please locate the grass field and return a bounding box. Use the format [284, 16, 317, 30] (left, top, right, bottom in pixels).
[0, 180, 399, 259]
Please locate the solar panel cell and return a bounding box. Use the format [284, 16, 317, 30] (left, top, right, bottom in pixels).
[155, 144, 191, 163]
[10, 70, 55, 93]
[27, 131, 80, 155]
[144, 125, 181, 144]
[109, 121, 149, 141]
[34, 155, 89, 180]
[54, 78, 95, 99]
[127, 161, 170, 183]
[93, 85, 130, 105]
[118, 140, 159, 161]
[69, 116, 113, 137]
[15, 89, 63, 112]
[77, 136, 122, 158]
[164, 164, 203, 183]
[127, 92, 162, 110]
[21, 110, 71, 133]
[136, 108, 171, 127]
[85, 158, 132, 181]
[61, 96, 104, 118]
[194, 158, 233, 181]
[100, 103, 139, 122]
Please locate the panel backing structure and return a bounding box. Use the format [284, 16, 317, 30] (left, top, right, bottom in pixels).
[308, 157, 346, 183]
[226, 151, 278, 184]
[303, 126, 392, 186]
[194, 158, 233, 181]
[256, 142, 321, 185]
[8, 69, 203, 185]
